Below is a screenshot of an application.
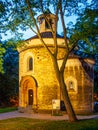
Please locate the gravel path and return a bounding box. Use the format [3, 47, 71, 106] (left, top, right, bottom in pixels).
[0, 111, 98, 120]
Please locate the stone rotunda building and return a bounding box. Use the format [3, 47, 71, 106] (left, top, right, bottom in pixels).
[18, 13, 95, 114]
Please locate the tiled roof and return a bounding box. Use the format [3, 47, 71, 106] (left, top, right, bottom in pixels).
[69, 52, 94, 79]
[68, 52, 80, 58]
[26, 31, 64, 41]
[79, 58, 94, 79]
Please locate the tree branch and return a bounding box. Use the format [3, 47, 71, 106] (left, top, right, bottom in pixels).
[26, 0, 54, 57]
[59, 0, 69, 51]
[60, 51, 69, 72]
[26, 23, 38, 35]
[53, 2, 59, 58]
[39, 1, 59, 58]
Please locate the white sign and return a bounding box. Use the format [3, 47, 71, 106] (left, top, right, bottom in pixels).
[52, 99, 60, 110]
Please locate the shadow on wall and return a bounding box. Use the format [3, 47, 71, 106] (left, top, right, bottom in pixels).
[60, 100, 66, 111]
[94, 101, 98, 112]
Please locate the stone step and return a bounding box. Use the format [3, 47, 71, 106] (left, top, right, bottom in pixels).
[18, 106, 34, 113]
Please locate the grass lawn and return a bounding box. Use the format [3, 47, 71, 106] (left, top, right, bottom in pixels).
[0, 107, 17, 113]
[0, 117, 98, 130]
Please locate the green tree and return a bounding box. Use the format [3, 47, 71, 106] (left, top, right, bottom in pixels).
[3, 39, 19, 76]
[71, 7, 98, 96]
[72, 8, 98, 53]
[0, 0, 94, 121]
[0, 73, 18, 107]
[0, 43, 5, 73]
[0, 39, 19, 107]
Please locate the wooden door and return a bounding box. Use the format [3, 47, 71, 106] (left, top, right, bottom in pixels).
[28, 89, 33, 105]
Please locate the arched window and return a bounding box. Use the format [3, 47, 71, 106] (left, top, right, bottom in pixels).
[68, 81, 75, 91]
[28, 57, 33, 71]
[65, 77, 78, 93]
[45, 19, 52, 29]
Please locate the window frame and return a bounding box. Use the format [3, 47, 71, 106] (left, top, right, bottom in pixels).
[27, 57, 33, 71]
[65, 76, 78, 93]
[68, 81, 75, 92]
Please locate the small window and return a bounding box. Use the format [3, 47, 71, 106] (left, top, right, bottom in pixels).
[45, 19, 52, 29]
[28, 57, 33, 71]
[68, 81, 75, 91]
[65, 77, 78, 93]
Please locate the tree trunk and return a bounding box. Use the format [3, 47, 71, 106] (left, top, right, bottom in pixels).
[59, 72, 78, 122]
[52, 56, 78, 122]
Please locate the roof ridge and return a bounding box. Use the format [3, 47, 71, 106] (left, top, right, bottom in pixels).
[25, 32, 64, 41]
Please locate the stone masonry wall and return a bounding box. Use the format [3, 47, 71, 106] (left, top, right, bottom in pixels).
[19, 39, 93, 113]
[64, 59, 93, 114]
[19, 46, 60, 110]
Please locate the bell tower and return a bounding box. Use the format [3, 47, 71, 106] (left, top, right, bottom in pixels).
[37, 12, 58, 33]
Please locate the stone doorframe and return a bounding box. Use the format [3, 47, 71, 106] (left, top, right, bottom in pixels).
[19, 75, 38, 109]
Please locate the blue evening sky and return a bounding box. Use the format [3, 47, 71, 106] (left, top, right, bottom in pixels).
[1, 0, 91, 41]
[1, 15, 77, 41]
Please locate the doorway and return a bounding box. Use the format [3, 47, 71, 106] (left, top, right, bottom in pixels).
[20, 76, 37, 108]
[28, 89, 33, 105]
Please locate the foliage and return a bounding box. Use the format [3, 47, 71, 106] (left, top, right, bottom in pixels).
[73, 8, 98, 54]
[3, 39, 19, 77]
[0, 0, 90, 39]
[0, 73, 18, 107]
[0, 39, 19, 107]
[0, 118, 98, 130]
[0, 43, 5, 73]
[69, 5, 98, 93]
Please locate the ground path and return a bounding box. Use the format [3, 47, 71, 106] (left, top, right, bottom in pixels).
[0, 111, 98, 120]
